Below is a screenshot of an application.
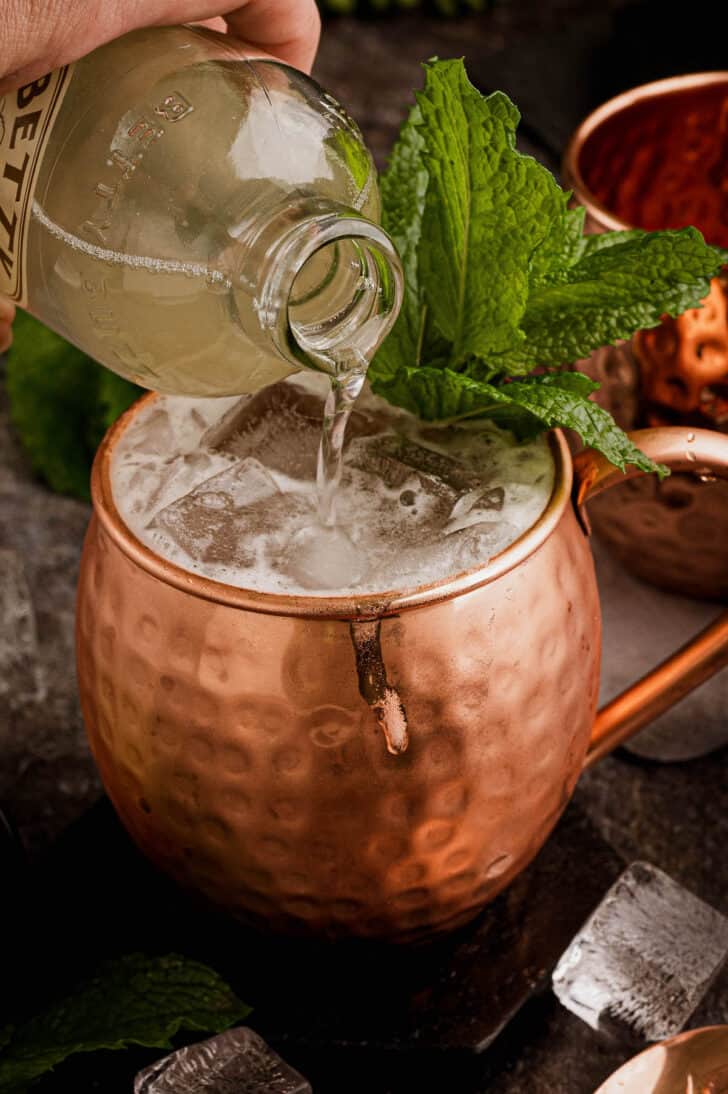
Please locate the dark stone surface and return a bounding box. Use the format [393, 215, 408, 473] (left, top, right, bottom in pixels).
[1, 3, 728, 1092]
[4, 797, 622, 1092]
[0, 366, 100, 857]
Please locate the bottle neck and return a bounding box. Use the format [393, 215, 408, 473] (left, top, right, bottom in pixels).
[238, 195, 403, 379]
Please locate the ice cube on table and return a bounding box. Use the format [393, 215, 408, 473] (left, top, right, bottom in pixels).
[0, 549, 45, 711]
[552, 862, 728, 1044]
[151, 458, 281, 565]
[134, 1027, 311, 1094]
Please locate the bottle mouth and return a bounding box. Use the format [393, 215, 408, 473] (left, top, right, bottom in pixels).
[255, 199, 403, 378]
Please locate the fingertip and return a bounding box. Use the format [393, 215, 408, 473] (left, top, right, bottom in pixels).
[226, 0, 322, 75]
[0, 322, 14, 355]
[296, 0, 322, 74]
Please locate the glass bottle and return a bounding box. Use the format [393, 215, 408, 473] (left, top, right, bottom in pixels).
[0, 26, 402, 395]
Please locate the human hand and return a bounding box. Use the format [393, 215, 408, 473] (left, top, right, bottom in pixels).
[0, 0, 321, 94]
[0, 295, 15, 354]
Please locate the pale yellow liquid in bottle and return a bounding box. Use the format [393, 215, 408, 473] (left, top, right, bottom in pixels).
[22, 27, 385, 396]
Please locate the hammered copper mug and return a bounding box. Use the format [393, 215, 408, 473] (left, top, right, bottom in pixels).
[563, 73, 728, 600]
[76, 401, 728, 942]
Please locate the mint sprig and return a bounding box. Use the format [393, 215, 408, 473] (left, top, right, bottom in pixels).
[371, 59, 724, 474]
[374, 367, 662, 475]
[0, 954, 250, 1093]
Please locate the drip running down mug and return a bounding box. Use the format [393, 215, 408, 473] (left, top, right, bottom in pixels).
[77, 403, 728, 941]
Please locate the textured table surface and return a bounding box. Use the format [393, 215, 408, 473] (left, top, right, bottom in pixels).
[1, 2, 727, 1091]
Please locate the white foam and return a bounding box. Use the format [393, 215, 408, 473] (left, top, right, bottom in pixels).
[111, 376, 555, 596]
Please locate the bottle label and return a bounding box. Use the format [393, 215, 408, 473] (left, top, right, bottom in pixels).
[0, 67, 72, 306]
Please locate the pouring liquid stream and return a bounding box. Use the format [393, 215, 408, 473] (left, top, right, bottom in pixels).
[316, 363, 367, 526]
[311, 347, 412, 757]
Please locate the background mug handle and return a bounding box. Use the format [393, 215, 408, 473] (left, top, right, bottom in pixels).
[573, 426, 728, 768]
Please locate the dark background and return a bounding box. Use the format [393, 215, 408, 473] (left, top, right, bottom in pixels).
[1, 1, 727, 1091]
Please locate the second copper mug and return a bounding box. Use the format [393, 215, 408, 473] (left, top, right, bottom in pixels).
[77, 403, 728, 942]
[564, 73, 728, 600]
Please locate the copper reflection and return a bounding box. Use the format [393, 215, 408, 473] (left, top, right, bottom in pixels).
[76, 408, 728, 941]
[595, 1026, 728, 1094]
[638, 275, 728, 428]
[564, 73, 728, 600]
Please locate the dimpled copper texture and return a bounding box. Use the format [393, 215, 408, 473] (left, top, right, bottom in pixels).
[573, 334, 728, 600]
[76, 405, 601, 942]
[638, 275, 728, 427]
[564, 74, 728, 601]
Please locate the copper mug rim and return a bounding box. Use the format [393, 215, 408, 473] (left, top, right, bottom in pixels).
[93, 392, 574, 621]
[563, 70, 728, 232]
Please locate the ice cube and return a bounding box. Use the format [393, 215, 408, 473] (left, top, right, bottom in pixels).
[449, 520, 520, 568]
[349, 435, 479, 497]
[201, 380, 336, 482]
[446, 486, 506, 533]
[346, 438, 415, 491]
[152, 458, 281, 565]
[200, 376, 376, 487]
[552, 862, 728, 1044]
[474, 486, 505, 512]
[344, 435, 463, 548]
[0, 549, 45, 711]
[279, 523, 368, 591]
[127, 451, 235, 522]
[129, 405, 177, 456]
[134, 1027, 311, 1094]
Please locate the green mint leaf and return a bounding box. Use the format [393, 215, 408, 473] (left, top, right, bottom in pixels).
[0, 954, 250, 1094]
[373, 60, 720, 477]
[415, 59, 564, 365]
[491, 226, 722, 370]
[372, 362, 538, 431]
[491, 373, 668, 475]
[528, 205, 585, 287]
[373, 102, 429, 382]
[571, 226, 649, 260]
[372, 366, 665, 476]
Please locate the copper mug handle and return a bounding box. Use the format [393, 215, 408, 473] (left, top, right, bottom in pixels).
[573, 426, 728, 769]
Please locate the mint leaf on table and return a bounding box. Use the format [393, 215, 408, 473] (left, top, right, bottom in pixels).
[0, 954, 250, 1094]
[371, 58, 724, 474]
[4, 311, 141, 502]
